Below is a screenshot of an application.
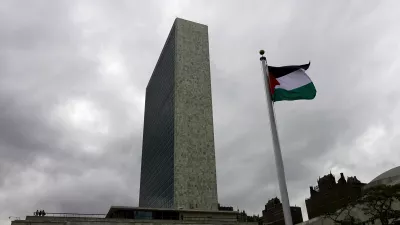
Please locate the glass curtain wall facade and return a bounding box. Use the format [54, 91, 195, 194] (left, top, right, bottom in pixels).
[139, 24, 176, 208]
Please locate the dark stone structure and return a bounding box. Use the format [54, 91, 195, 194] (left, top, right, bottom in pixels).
[262, 197, 303, 225]
[305, 172, 366, 219]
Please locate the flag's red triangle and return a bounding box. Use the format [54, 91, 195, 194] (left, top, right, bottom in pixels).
[269, 73, 280, 95]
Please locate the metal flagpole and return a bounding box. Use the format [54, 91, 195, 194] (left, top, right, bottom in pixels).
[259, 50, 293, 225]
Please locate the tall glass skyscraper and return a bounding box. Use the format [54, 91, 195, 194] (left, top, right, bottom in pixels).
[139, 18, 218, 211]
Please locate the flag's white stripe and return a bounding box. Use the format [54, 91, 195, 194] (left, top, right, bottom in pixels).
[275, 69, 312, 91]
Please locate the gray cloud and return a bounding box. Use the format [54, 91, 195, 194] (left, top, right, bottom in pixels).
[1, 0, 400, 224]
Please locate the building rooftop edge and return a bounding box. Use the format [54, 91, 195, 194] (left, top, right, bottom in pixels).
[16, 217, 257, 225]
[174, 17, 207, 27]
[107, 206, 239, 217]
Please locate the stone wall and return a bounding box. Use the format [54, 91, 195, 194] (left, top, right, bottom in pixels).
[173, 18, 218, 211]
[13, 217, 257, 225]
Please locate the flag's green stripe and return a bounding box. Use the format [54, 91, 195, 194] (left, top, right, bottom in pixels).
[273, 82, 316, 102]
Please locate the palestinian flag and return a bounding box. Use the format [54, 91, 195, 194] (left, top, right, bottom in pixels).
[268, 62, 316, 102]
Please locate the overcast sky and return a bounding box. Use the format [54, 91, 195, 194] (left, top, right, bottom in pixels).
[1, 0, 400, 224]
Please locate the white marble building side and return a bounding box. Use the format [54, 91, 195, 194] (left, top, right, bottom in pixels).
[173, 18, 218, 211]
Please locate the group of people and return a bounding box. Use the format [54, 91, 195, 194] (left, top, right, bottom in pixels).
[34, 210, 46, 216]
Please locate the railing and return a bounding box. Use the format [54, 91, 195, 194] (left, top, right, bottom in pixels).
[32, 213, 106, 218]
[9, 216, 21, 220]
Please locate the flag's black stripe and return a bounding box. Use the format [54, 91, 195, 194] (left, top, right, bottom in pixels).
[268, 62, 310, 78]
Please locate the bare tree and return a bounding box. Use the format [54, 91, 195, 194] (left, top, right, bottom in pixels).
[323, 202, 363, 225]
[358, 184, 400, 225]
[323, 184, 400, 225]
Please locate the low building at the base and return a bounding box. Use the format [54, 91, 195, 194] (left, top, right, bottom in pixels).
[12, 206, 257, 225]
